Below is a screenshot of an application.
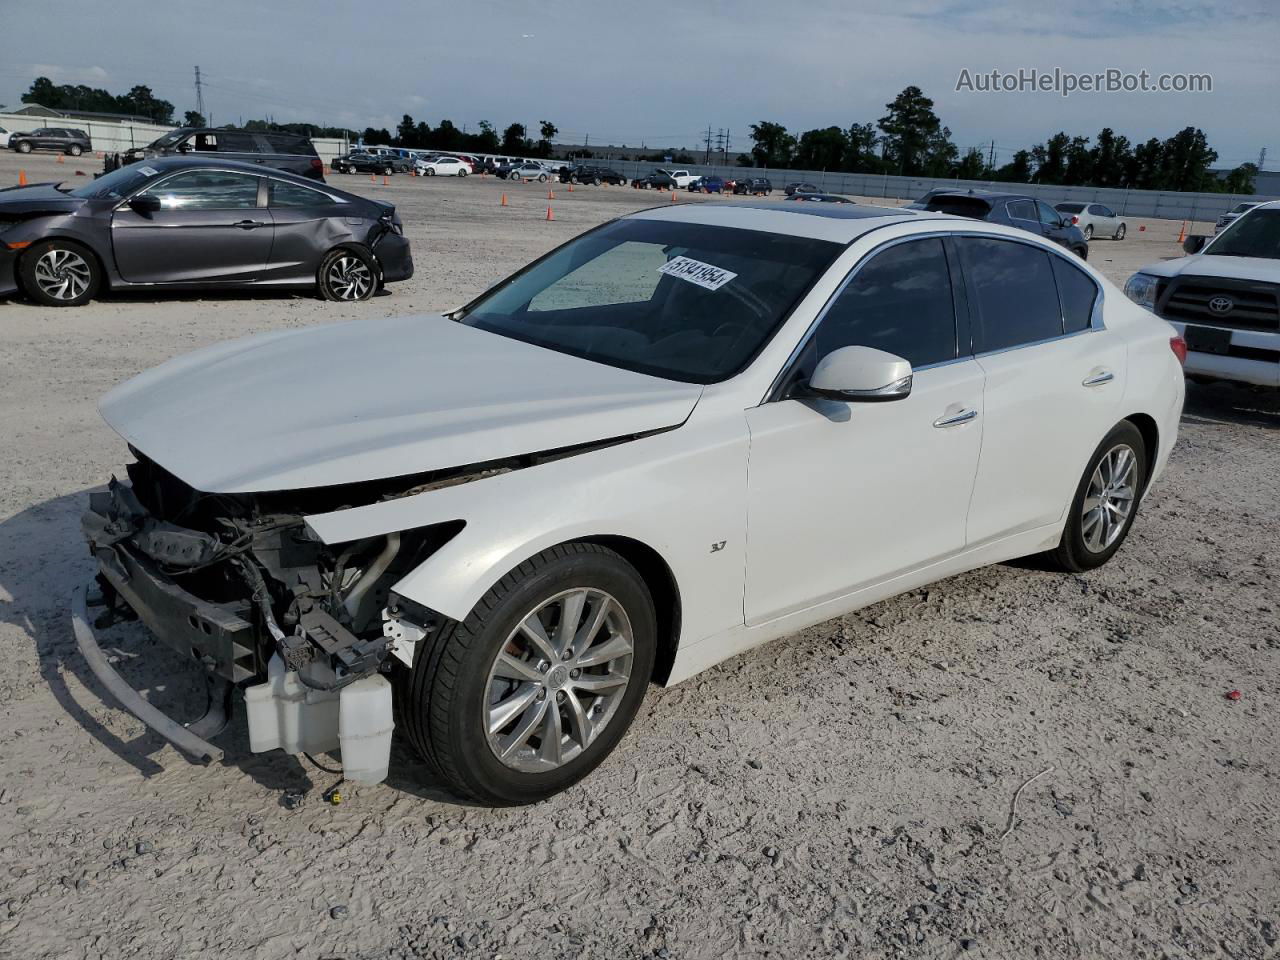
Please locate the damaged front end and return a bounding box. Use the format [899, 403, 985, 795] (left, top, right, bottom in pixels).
[76, 453, 459, 778]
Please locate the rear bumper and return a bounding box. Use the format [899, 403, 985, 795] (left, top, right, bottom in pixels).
[374, 232, 413, 283]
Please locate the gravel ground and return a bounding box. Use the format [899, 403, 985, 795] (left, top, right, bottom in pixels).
[0, 152, 1277, 960]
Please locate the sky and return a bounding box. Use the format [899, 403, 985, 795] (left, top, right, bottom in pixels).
[1, 0, 1276, 169]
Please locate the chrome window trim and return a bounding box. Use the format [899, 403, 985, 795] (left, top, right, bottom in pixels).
[116, 167, 268, 210]
[764, 228, 1106, 403]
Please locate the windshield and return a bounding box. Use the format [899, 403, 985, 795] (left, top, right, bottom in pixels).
[65, 164, 157, 200]
[1205, 209, 1280, 260]
[457, 218, 841, 383]
[146, 130, 188, 150]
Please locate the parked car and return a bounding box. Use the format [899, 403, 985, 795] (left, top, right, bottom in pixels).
[1215, 201, 1263, 234]
[784, 182, 819, 196]
[1054, 202, 1127, 241]
[687, 176, 724, 194]
[732, 177, 773, 196]
[1124, 201, 1280, 388]
[0, 125, 14, 149]
[417, 156, 470, 177]
[560, 165, 626, 185]
[785, 193, 851, 203]
[633, 170, 677, 190]
[0, 157, 412, 307]
[925, 192, 1089, 259]
[122, 127, 325, 181]
[9, 127, 92, 156]
[502, 161, 549, 182]
[906, 188, 961, 210]
[71, 200, 1184, 805]
[332, 152, 401, 176]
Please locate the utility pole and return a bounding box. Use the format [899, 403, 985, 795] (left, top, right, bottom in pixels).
[1258, 146, 1268, 171]
[704, 124, 713, 164]
[723, 129, 731, 164]
[194, 65, 205, 123]
[988, 139, 995, 170]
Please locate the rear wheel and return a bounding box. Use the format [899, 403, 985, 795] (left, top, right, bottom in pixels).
[538, 173, 548, 182]
[458, 168, 468, 177]
[20, 240, 99, 307]
[318, 247, 377, 302]
[68, 144, 83, 157]
[1114, 223, 1126, 240]
[1083, 224, 1094, 240]
[1045, 421, 1146, 572]
[399, 543, 657, 805]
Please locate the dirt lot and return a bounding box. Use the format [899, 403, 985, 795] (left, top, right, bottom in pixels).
[1, 151, 1277, 960]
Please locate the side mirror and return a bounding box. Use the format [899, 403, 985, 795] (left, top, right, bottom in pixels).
[794, 346, 913, 403]
[128, 194, 162, 214]
[1183, 234, 1209, 255]
[176, 142, 192, 153]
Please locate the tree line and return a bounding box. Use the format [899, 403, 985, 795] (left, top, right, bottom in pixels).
[741, 85, 1256, 194]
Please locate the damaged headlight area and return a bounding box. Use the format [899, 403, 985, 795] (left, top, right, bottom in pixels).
[81, 454, 461, 690]
[77, 453, 465, 780]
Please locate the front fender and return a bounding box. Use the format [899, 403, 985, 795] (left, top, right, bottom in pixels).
[303, 412, 749, 649]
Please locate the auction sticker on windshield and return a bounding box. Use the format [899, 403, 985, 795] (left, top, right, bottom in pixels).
[658, 256, 738, 291]
[138, 166, 159, 177]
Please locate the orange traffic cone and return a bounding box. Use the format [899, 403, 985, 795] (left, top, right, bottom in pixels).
[383, 175, 389, 186]
[547, 187, 555, 200]
[670, 191, 677, 202]
[500, 193, 508, 207]
[18, 170, 27, 186]
[56, 154, 64, 164]
[1176, 220, 1187, 243]
[568, 184, 574, 192]
[546, 205, 554, 221]
[370, 174, 376, 184]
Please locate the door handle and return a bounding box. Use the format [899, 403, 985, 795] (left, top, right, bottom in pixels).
[1082, 370, 1115, 387]
[233, 219, 266, 229]
[933, 408, 978, 428]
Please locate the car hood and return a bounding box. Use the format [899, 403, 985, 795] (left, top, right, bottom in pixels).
[99, 314, 703, 494]
[1139, 254, 1280, 283]
[0, 183, 86, 214]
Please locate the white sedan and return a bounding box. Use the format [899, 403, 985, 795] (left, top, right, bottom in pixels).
[77, 202, 1186, 805]
[416, 156, 469, 177]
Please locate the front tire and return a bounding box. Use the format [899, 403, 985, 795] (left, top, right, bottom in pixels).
[1045, 421, 1146, 572]
[17, 141, 32, 154]
[318, 247, 377, 302]
[383, 166, 394, 177]
[400, 543, 657, 805]
[20, 240, 99, 306]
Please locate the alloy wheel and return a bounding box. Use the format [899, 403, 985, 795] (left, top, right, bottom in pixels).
[1081, 444, 1137, 553]
[483, 588, 634, 773]
[325, 255, 373, 300]
[33, 248, 91, 301]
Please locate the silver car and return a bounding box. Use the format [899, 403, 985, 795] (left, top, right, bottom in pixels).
[1055, 202, 1127, 241]
[1214, 201, 1262, 234]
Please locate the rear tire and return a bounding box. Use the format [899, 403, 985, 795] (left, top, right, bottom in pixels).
[1114, 223, 1126, 240]
[68, 144, 83, 157]
[20, 239, 100, 307]
[1044, 421, 1146, 572]
[317, 247, 377, 302]
[399, 543, 657, 805]
[1083, 225, 1094, 240]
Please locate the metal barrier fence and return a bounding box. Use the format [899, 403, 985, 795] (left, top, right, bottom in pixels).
[601, 158, 1278, 221]
[0, 113, 348, 163]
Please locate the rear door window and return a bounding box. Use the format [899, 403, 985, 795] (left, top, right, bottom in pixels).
[956, 237, 1063, 352]
[1051, 257, 1099, 334]
[217, 131, 258, 153]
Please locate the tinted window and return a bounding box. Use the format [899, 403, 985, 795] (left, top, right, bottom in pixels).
[1056, 203, 1085, 213]
[1036, 201, 1061, 225]
[805, 238, 957, 370]
[142, 170, 260, 209]
[1005, 199, 1036, 221]
[928, 196, 993, 219]
[217, 131, 258, 152]
[270, 180, 329, 207]
[1051, 257, 1098, 333]
[1206, 209, 1280, 260]
[958, 238, 1062, 352]
[460, 218, 841, 383]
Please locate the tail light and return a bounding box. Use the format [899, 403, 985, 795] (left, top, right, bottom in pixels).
[310, 157, 323, 170]
[1170, 335, 1187, 366]
[1071, 215, 1079, 225]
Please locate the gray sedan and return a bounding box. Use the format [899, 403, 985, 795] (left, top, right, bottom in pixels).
[1054, 202, 1127, 241]
[0, 156, 413, 306]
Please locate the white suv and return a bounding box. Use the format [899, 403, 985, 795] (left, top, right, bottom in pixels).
[1125, 200, 1280, 387]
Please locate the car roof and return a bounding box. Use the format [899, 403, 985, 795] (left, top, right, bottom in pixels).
[628, 200, 943, 243]
[138, 156, 353, 194]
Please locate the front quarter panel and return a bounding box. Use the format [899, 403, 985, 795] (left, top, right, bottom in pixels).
[304, 397, 750, 653]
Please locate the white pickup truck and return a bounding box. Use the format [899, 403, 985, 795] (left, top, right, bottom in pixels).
[1124, 200, 1280, 387]
[661, 168, 698, 189]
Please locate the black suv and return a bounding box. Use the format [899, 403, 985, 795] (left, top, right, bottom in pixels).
[732, 177, 773, 196]
[122, 127, 325, 181]
[10, 127, 92, 156]
[560, 165, 626, 185]
[633, 170, 677, 190]
[924, 191, 1090, 259]
[332, 153, 405, 176]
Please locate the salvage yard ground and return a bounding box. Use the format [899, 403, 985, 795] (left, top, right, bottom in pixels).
[0, 150, 1277, 959]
